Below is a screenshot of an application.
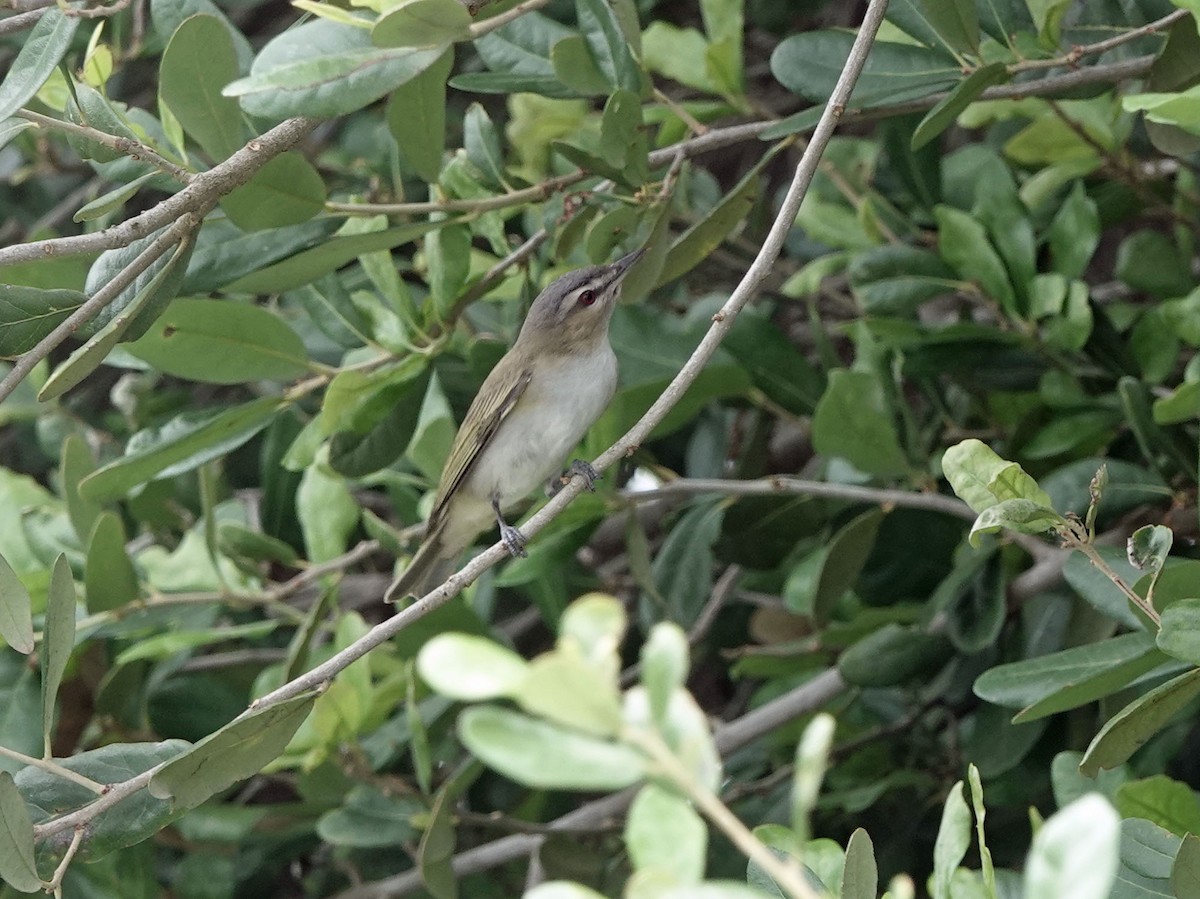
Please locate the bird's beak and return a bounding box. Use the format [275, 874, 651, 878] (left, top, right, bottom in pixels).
[612, 247, 647, 277]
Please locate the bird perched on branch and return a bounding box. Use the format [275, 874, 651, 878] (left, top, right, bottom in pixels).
[385, 248, 645, 601]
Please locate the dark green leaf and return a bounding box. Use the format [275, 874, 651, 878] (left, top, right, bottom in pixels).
[1047, 181, 1099, 280]
[840, 828, 878, 899]
[935, 204, 1017, 314]
[124, 298, 308, 384]
[223, 20, 448, 121]
[0, 287, 84, 357]
[386, 47, 453, 181]
[41, 554, 76, 754]
[575, 0, 642, 92]
[648, 501, 724, 627]
[813, 509, 885, 626]
[149, 692, 316, 809]
[1081, 668, 1200, 775]
[84, 512, 138, 614]
[771, 33, 959, 108]
[219, 152, 326, 231]
[1116, 775, 1200, 838]
[371, 0, 471, 48]
[159, 14, 244, 161]
[812, 370, 908, 476]
[722, 308, 824, 413]
[316, 785, 420, 847]
[85, 224, 195, 338]
[912, 63, 1010, 150]
[0, 771, 40, 892]
[226, 219, 450, 294]
[838, 624, 953, 687]
[80, 397, 283, 502]
[0, 551, 34, 655]
[0, 8, 79, 121]
[1157, 598, 1200, 665]
[919, 0, 979, 53]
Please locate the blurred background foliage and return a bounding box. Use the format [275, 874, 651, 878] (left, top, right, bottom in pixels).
[3, 0, 1200, 895]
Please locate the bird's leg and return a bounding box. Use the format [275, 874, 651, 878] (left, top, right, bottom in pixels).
[491, 496, 528, 558]
[548, 459, 600, 496]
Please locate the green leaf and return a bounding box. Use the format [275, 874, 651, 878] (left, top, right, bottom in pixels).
[41, 553, 76, 756]
[599, 88, 641, 170]
[416, 634, 530, 700]
[518, 653, 623, 737]
[657, 154, 766, 286]
[1116, 775, 1200, 838]
[625, 783, 706, 883]
[771, 32, 959, 108]
[0, 118, 35, 152]
[84, 222, 196, 339]
[124, 298, 308, 384]
[386, 47, 453, 181]
[0, 8, 79, 121]
[296, 457, 358, 564]
[1115, 230, 1193, 299]
[85, 512, 139, 614]
[641, 622, 688, 727]
[0, 287, 84, 358]
[1025, 0, 1072, 48]
[1128, 524, 1173, 575]
[840, 828, 878, 899]
[219, 152, 327, 231]
[968, 498, 1063, 546]
[974, 632, 1167, 722]
[1046, 181, 1099, 280]
[911, 63, 1010, 150]
[116, 620, 278, 665]
[932, 782, 970, 899]
[1024, 794, 1119, 899]
[182, 219, 337, 293]
[216, 522, 299, 566]
[149, 692, 316, 809]
[935, 204, 1017, 314]
[1080, 667, 1200, 776]
[642, 23, 718, 95]
[575, 0, 642, 93]
[812, 370, 908, 476]
[0, 771, 40, 892]
[74, 172, 160, 224]
[80, 397, 284, 502]
[1173, 834, 1200, 899]
[648, 501, 724, 627]
[967, 765, 996, 895]
[39, 241, 194, 402]
[223, 19, 448, 121]
[462, 102, 506, 188]
[838, 624, 953, 687]
[942, 438, 1051, 513]
[1158, 598, 1200, 665]
[462, 11, 575, 98]
[920, 0, 979, 53]
[371, 0, 471, 48]
[458, 706, 645, 790]
[159, 14, 243, 161]
[792, 713, 835, 842]
[0, 552, 33, 655]
[813, 508, 885, 625]
[226, 219, 450, 294]
[316, 785, 420, 848]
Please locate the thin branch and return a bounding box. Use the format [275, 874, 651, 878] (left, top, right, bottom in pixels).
[623, 476, 976, 521]
[0, 213, 197, 405]
[0, 116, 318, 267]
[266, 539, 381, 600]
[467, 0, 551, 38]
[44, 826, 84, 892]
[1008, 8, 1186, 74]
[0, 746, 105, 794]
[0, 7, 44, 34]
[16, 108, 193, 184]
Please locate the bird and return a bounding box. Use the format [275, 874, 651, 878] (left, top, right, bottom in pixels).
[384, 247, 646, 601]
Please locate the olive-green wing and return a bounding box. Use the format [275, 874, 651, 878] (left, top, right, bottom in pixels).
[427, 365, 533, 533]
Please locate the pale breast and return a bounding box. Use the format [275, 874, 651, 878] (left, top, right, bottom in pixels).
[465, 346, 618, 506]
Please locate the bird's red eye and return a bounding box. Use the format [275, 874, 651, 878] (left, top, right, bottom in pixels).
[578, 289, 596, 307]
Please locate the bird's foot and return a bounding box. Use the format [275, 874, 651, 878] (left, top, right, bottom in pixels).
[499, 522, 528, 558]
[550, 459, 600, 495]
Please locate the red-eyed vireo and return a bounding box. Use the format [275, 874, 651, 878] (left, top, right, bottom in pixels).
[385, 248, 645, 601]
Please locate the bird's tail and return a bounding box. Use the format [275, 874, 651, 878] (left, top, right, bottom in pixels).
[384, 534, 456, 603]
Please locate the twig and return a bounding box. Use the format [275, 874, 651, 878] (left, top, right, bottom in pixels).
[44, 826, 84, 892]
[1008, 8, 1186, 74]
[16, 108, 192, 184]
[0, 6, 43, 34]
[0, 214, 197, 405]
[467, 0, 551, 38]
[0, 116, 318, 268]
[623, 476, 976, 521]
[266, 539, 381, 600]
[0, 746, 105, 794]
